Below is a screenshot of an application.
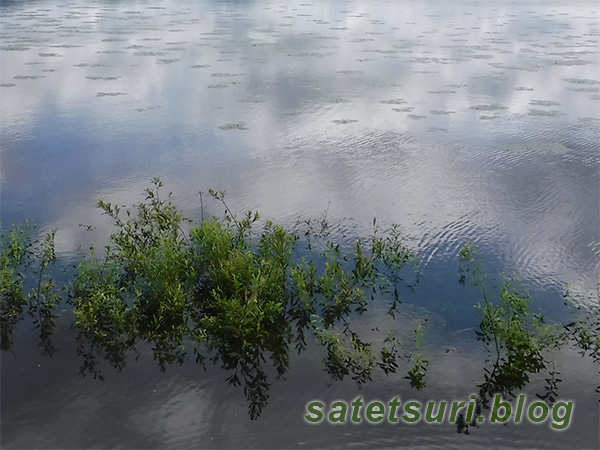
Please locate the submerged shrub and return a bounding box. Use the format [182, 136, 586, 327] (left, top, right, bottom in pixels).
[564, 287, 600, 395]
[2, 180, 597, 420]
[0, 223, 59, 354]
[0, 224, 30, 350]
[66, 179, 421, 418]
[459, 245, 565, 411]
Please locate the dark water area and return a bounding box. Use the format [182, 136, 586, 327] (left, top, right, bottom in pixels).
[1, 0, 599, 448]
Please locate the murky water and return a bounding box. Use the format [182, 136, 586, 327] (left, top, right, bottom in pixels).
[1, 0, 599, 448]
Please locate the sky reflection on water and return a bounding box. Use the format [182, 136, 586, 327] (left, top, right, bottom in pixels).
[1, 0, 597, 296]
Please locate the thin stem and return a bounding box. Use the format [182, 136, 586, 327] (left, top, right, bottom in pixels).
[199, 191, 204, 222]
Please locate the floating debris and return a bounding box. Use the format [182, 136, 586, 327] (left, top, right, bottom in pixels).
[97, 92, 127, 97]
[332, 119, 358, 124]
[470, 104, 507, 111]
[135, 105, 162, 112]
[545, 59, 594, 66]
[566, 86, 600, 92]
[219, 122, 248, 130]
[133, 51, 165, 56]
[429, 90, 456, 94]
[562, 78, 600, 85]
[289, 52, 333, 57]
[211, 72, 242, 77]
[380, 99, 406, 105]
[13, 75, 44, 79]
[86, 76, 120, 80]
[1, 45, 30, 51]
[529, 100, 560, 106]
[208, 82, 237, 89]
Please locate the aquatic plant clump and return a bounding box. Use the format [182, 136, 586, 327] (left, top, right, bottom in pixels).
[458, 245, 585, 412]
[1, 179, 598, 421]
[68, 179, 420, 418]
[1, 223, 60, 354]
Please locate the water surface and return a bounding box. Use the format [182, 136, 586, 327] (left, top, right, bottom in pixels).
[1, 0, 599, 448]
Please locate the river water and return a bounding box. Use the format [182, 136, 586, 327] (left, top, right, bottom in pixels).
[1, 0, 599, 448]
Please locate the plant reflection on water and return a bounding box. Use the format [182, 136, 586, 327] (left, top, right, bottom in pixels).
[1, 179, 598, 423]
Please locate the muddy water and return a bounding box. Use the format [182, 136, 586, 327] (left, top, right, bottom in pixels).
[1, 0, 599, 448]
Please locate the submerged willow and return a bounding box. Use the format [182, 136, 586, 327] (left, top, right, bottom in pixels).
[1, 179, 598, 421]
[29, 179, 420, 419]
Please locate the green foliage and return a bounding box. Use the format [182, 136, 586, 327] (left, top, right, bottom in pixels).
[313, 317, 375, 385]
[378, 331, 401, 375]
[72, 254, 135, 377]
[404, 318, 429, 389]
[564, 287, 600, 395]
[29, 228, 60, 355]
[66, 179, 421, 419]
[3, 182, 597, 421]
[73, 178, 201, 372]
[0, 223, 60, 353]
[459, 245, 564, 408]
[476, 277, 563, 405]
[0, 224, 30, 350]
